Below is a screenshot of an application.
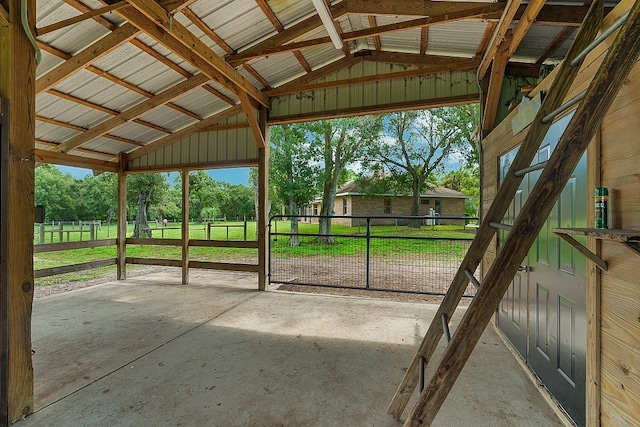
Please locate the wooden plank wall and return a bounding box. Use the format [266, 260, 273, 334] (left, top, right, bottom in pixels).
[481, 0, 640, 424]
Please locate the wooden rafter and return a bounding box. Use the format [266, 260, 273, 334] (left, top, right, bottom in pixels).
[35, 23, 139, 95]
[243, 64, 271, 90]
[181, 7, 234, 55]
[420, 27, 428, 55]
[121, 0, 268, 107]
[38, 115, 142, 147]
[0, 5, 9, 26]
[201, 85, 236, 106]
[267, 58, 479, 97]
[37, 41, 71, 60]
[477, 0, 522, 80]
[126, 105, 244, 161]
[46, 89, 172, 134]
[368, 16, 382, 51]
[227, 2, 348, 66]
[227, 3, 504, 65]
[36, 139, 117, 160]
[255, 0, 312, 73]
[361, 50, 474, 67]
[36, 2, 127, 35]
[63, 0, 118, 30]
[475, 22, 497, 59]
[508, 0, 547, 58]
[271, 55, 362, 93]
[55, 73, 209, 154]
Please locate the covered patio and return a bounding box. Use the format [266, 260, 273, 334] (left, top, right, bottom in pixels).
[20, 270, 561, 426]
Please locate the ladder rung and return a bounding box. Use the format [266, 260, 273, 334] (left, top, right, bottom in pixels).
[464, 269, 481, 290]
[570, 10, 631, 66]
[441, 314, 451, 344]
[514, 161, 548, 177]
[541, 90, 586, 124]
[489, 221, 513, 231]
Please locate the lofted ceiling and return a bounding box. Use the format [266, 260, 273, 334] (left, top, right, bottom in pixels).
[24, 0, 618, 170]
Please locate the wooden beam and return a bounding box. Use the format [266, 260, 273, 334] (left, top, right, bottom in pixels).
[121, 1, 269, 107]
[267, 58, 478, 97]
[36, 41, 71, 60]
[239, 92, 265, 147]
[200, 84, 236, 106]
[508, 0, 547, 58]
[477, 0, 522, 80]
[361, 50, 476, 67]
[35, 23, 139, 94]
[482, 30, 512, 132]
[0, 98, 9, 427]
[34, 239, 117, 253]
[34, 259, 116, 278]
[126, 105, 243, 161]
[475, 22, 496, 59]
[0, 0, 35, 421]
[117, 152, 127, 280]
[228, 3, 503, 65]
[269, 94, 479, 125]
[419, 27, 428, 55]
[368, 16, 382, 50]
[126, 158, 258, 173]
[257, 107, 269, 291]
[271, 55, 362, 93]
[346, 0, 504, 17]
[126, 257, 182, 267]
[36, 2, 127, 35]
[55, 73, 209, 153]
[181, 169, 189, 285]
[64, 0, 117, 30]
[35, 149, 118, 172]
[243, 64, 271, 90]
[189, 261, 259, 273]
[36, 139, 117, 161]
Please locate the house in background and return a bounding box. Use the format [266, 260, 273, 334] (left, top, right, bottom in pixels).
[304, 181, 470, 226]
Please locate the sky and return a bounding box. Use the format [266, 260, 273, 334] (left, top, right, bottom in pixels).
[57, 165, 252, 186]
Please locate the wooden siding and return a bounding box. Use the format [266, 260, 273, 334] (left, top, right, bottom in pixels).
[481, 1, 640, 424]
[269, 64, 479, 123]
[127, 116, 258, 171]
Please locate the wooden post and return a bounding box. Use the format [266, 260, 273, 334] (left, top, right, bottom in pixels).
[0, 0, 36, 421]
[38, 224, 44, 245]
[90, 223, 95, 240]
[181, 169, 189, 285]
[257, 107, 269, 291]
[58, 221, 63, 243]
[117, 152, 127, 280]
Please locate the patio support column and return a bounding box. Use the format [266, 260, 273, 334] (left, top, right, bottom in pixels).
[0, 0, 36, 421]
[181, 169, 189, 285]
[257, 107, 269, 290]
[117, 153, 127, 280]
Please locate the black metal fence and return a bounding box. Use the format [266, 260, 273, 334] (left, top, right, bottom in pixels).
[269, 215, 478, 297]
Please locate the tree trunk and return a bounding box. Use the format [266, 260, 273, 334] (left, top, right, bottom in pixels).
[289, 198, 300, 246]
[409, 179, 422, 228]
[317, 179, 337, 244]
[133, 190, 152, 238]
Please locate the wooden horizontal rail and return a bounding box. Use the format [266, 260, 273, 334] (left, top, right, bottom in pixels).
[188, 261, 259, 272]
[125, 257, 182, 267]
[34, 239, 117, 253]
[126, 238, 181, 246]
[189, 239, 258, 248]
[34, 258, 116, 278]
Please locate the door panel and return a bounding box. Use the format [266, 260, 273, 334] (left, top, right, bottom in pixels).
[497, 113, 587, 426]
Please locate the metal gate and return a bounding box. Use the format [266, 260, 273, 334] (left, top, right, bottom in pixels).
[269, 215, 477, 296]
[498, 112, 587, 426]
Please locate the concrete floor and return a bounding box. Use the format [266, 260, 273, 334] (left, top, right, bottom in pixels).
[17, 270, 564, 427]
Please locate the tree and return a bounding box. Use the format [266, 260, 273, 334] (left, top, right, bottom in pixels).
[215, 182, 254, 219]
[75, 172, 117, 222]
[34, 164, 78, 221]
[308, 116, 383, 243]
[364, 107, 476, 227]
[127, 173, 169, 238]
[188, 171, 218, 223]
[440, 166, 480, 216]
[270, 123, 319, 246]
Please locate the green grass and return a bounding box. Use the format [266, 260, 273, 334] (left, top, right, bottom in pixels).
[33, 220, 474, 287]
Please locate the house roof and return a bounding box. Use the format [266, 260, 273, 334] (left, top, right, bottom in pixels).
[316, 180, 472, 200]
[25, 0, 621, 171]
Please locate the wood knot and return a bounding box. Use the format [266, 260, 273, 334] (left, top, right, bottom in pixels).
[21, 282, 31, 293]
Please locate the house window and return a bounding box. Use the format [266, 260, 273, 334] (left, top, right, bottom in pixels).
[383, 197, 392, 214]
[313, 205, 318, 216]
[343, 198, 348, 215]
[421, 199, 430, 205]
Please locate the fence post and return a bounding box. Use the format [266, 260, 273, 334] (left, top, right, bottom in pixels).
[58, 222, 63, 243]
[366, 218, 371, 289]
[39, 223, 45, 245]
[207, 223, 211, 240]
[243, 220, 247, 241]
[90, 223, 95, 240]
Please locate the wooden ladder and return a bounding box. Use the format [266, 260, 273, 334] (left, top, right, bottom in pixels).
[388, 0, 640, 425]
